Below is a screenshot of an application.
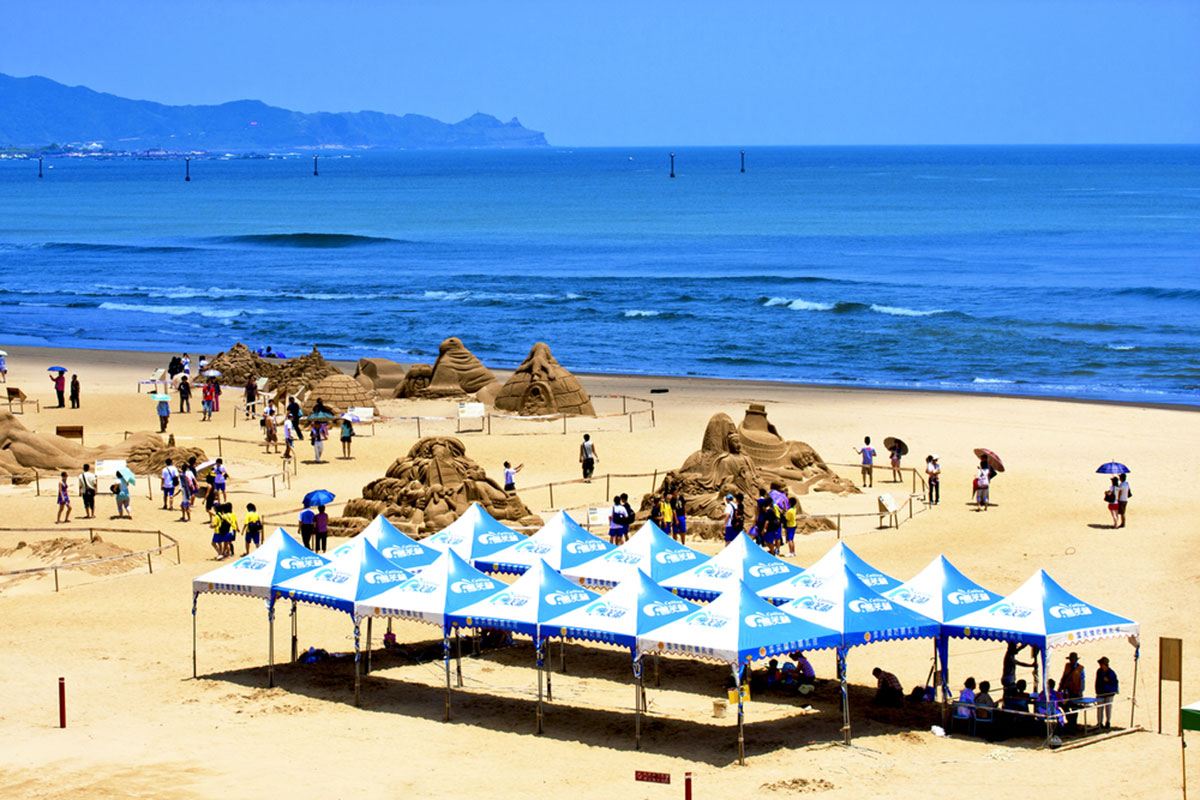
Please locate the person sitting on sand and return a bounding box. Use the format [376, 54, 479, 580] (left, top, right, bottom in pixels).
[790, 651, 816, 693]
[872, 667, 904, 707]
[56, 471, 71, 523]
[243, 503, 263, 555]
[855, 436, 875, 487]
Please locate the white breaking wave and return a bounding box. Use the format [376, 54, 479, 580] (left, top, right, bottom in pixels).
[764, 297, 835, 312]
[869, 304, 946, 317]
[972, 377, 1016, 385]
[98, 302, 259, 321]
[1107, 344, 1136, 351]
[623, 309, 660, 317]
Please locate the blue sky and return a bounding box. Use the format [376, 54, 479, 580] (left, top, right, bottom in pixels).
[2, 0, 1197, 145]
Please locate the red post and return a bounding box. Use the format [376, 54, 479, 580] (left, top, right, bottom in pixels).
[58, 677, 66, 728]
[684, 771, 692, 800]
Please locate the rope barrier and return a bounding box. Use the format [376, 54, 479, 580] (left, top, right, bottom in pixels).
[0, 525, 181, 591]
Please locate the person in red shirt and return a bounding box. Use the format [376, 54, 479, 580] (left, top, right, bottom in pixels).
[51, 370, 66, 407]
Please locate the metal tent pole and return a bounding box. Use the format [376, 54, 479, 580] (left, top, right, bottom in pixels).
[290, 600, 298, 662]
[267, 600, 276, 688]
[1131, 644, 1140, 729]
[455, 627, 464, 688]
[735, 662, 746, 765]
[634, 656, 643, 749]
[191, 593, 198, 678]
[443, 634, 452, 721]
[536, 639, 545, 734]
[365, 617, 372, 674]
[353, 620, 362, 707]
[838, 647, 851, 745]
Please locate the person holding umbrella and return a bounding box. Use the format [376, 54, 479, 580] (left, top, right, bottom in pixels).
[973, 448, 1003, 510]
[49, 367, 67, 408]
[1096, 462, 1132, 529]
[302, 490, 335, 552]
[153, 393, 171, 433]
[885, 436, 907, 483]
[308, 411, 333, 462]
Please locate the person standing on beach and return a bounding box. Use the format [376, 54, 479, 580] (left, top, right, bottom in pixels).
[179, 463, 195, 522]
[157, 397, 171, 433]
[244, 378, 258, 419]
[178, 375, 191, 413]
[671, 491, 687, 545]
[723, 494, 737, 543]
[0, 351, 7, 382]
[1095, 656, 1119, 729]
[503, 461, 522, 492]
[784, 496, 798, 557]
[56, 471, 71, 523]
[620, 494, 634, 543]
[310, 421, 326, 463]
[314, 504, 329, 553]
[608, 495, 626, 544]
[579, 434, 597, 482]
[51, 370, 66, 408]
[974, 457, 994, 510]
[160, 458, 179, 511]
[925, 455, 941, 506]
[733, 493, 747, 541]
[69, 374, 80, 409]
[1104, 476, 1120, 527]
[1116, 473, 1132, 528]
[855, 437, 875, 487]
[287, 397, 302, 432]
[243, 503, 263, 555]
[298, 506, 316, 550]
[78, 463, 96, 519]
[889, 442, 903, 483]
[282, 415, 295, 461]
[115, 472, 132, 519]
[198, 354, 208, 373]
[181, 353, 191, 376]
[200, 379, 215, 421]
[340, 417, 355, 459]
[212, 458, 228, 503]
[212, 381, 221, 413]
[263, 409, 279, 454]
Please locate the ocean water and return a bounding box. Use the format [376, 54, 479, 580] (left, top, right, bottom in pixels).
[0, 146, 1197, 405]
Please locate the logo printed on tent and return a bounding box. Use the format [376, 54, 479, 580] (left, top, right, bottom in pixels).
[363, 569, 408, 585]
[685, 611, 729, 629]
[698, 565, 734, 579]
[234, 557, 270, 570]
[794, 573, 824, 588]
[399, 578, 439, 594]
[281, 556, 325, 570]
[744, 611, 792, 628]
[947, 588, 991, 605]
[992, 602, 1033, 618]
[489, 591, 530, 607]
[515, 541, 553, 554]
[655, 550, 696, 565]
[1049, 603, 1093, 619]
[545, 589, 591, 606]
[643, 600, 691, 617]
[855, 572, 890, 587]
[891, 587, 930, 604]
[479, 532, 520, 545]
[450, 578, 496, 594]
[565, 539, 608, 554]
[583, 601, 627, 619]
[313, 568, 350, 584]
[748, 562, 790, 578]
[848, 596, 893, 613]
[605, 551, 643, 565]
[382, 544, 426, 559]
[792, 595, 835, 613]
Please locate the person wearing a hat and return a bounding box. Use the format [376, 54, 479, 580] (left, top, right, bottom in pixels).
[1095, 656, 1119, 729]
[1059, 652, 1086, 731]
[925, 455, 941, 506]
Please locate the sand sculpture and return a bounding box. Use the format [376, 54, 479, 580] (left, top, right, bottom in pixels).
[301, 374, 378, 415]
[206, 343, 275, 387]
[353, 358, 406, 396]
[337, 436, 541, 536]
[0, 411, 205, 482]
[493, 342, 595, 416]
[267, 346, 342, 399]
[395, 365, 433, 399]
[418, 337, 501, 403]
[643, 405, 854, 535]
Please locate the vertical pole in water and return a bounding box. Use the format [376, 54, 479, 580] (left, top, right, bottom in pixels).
[38, 157, 44, 179]
[740, 150, 746, 173]
[184, 157, 191, 182]
[669, 152, 676, 179]
[313, 155, 319, 177]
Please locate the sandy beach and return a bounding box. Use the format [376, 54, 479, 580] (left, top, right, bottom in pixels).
[0, 343, 1195, 799]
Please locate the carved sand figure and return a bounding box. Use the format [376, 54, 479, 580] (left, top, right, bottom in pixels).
[266, 346, 341, 399]
[395, 364, 433, 399]
[0, 411, 205, 481]
[301, 374, 378, 416]
[644, 405, 851, 536]
[418, 337, 502, 403]
[338, 436, 542, 535]
[353, 357, 406, 396]
[206, 343, 277, 387]
[493, 342, 595, 416]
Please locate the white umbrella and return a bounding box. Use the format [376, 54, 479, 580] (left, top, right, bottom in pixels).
[340, 412, 362, 422]
[203, 369, 222, 378]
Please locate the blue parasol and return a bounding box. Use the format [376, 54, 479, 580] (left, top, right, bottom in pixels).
[1096, 462, 1130, 475]
[47, 366, 67, 372]
[303, 489, 336, 507]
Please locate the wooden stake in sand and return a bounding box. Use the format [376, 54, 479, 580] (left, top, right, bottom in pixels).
[58, 677, 65, 728]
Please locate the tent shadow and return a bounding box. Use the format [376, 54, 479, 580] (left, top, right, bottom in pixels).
[199, 636, 971, 763]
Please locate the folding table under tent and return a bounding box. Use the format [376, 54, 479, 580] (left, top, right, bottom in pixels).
[448, 559, 600, 733]
[636, 579, 842, 764]
[542, 569, 700, 748]
[562, 520, 704, 588]
[330, 514, 439, 573]
[272, 537, 413, 705]
[882, 555, 1002, 706]
[660, 532, 801, 602]
[474, 510, 613, 576]
[776, 562, 941, 744]
[354, 548, 504, 719]
[423, 502, 525, 563]
[191, 528, 327, 686]
[941, 569, 1141, 738]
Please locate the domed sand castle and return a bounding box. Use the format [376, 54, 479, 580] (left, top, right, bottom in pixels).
[302, 373, 378, 415]
[337, 436, 542, 535]
[493, 342, 595, 416]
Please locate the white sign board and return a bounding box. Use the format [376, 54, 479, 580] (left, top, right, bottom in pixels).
[95, 459, 127, 477]
[587, 506, 611, 528]
[458, 402, 485, 419]
[877, 493, 899, 514]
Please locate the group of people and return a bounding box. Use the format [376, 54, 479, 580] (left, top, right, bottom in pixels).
[48, 369, 81, 409]
[606, 494, 637, 544]
[719, 485, 799, 557]
[647, 490, 688, 544]
[1103, 473, 1132, 528]
[297, 504, 330, 552]
[209, 501, 264, 560]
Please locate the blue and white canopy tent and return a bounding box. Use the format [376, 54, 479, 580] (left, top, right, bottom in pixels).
[941, 569, 1141, 735]
[562, 520, 704, 588]
[273, 537, 412, 705]
[637, 579, 841, 764]
[765, 542, 901, 605]
[660, 532, 800, 602]
[190, 528, 327, 685]
[474, 510, 613, 576]
[777, 562, 941, 744]
[449, 559, 600, 733]
[355, 548, 504, 719]
[883, 555, 1002, 705]
[423, 502, 524, 563]
[330, 514, 439, 573]
[543, 569, 699, 748]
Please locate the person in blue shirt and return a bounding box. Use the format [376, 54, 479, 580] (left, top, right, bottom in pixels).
[1095, 656, 1119, 729]
[854, 436, 876, 487]
[299, 507, 316, 550]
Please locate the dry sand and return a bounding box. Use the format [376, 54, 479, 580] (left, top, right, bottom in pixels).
[0, 344, 1195, 799]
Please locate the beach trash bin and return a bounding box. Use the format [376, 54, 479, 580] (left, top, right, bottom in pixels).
[713, 699, 728, 718]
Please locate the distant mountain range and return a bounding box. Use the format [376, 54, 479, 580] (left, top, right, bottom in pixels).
[0, 73, 549, 151]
